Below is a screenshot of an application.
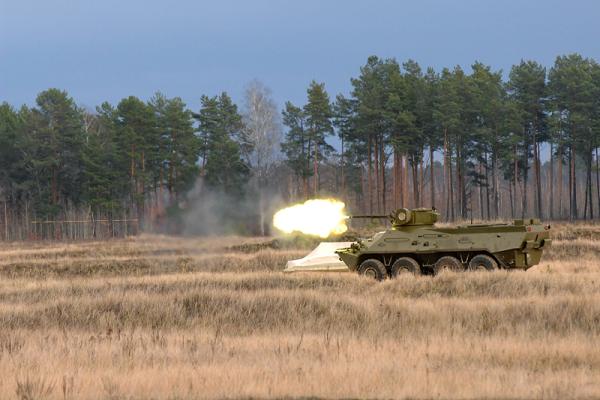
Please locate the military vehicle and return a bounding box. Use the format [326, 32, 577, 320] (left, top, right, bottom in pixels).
[336, 208, 551, 280]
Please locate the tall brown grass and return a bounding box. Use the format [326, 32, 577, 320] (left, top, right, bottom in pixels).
[0, 229, 598, 399]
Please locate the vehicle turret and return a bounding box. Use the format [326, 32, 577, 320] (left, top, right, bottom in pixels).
[349, 207, 439, 227]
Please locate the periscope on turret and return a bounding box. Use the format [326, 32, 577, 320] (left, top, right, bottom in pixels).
[336, 208, 551, 280]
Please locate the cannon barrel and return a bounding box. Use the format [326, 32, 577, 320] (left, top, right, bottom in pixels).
[347, 215, 389, 219]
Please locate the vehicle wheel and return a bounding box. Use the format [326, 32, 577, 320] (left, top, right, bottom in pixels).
[433, 256, 464, 274]
[468, 254, 498, 271]
[357, 259, 387, 281]
[390, 257, 421, 277]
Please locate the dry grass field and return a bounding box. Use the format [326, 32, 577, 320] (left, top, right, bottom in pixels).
[0, 224, 599, 399]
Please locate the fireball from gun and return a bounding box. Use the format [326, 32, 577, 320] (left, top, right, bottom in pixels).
[273, 199, 348, 238]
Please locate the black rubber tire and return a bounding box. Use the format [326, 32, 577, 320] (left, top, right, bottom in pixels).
[468, 254, 498, 271]
[433, 256, 464, 274]
[357, 259, 387, 281]
[390, 257, 421, 277]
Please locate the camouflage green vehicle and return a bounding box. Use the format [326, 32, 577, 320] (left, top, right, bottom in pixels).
[336, 208, 551, 280]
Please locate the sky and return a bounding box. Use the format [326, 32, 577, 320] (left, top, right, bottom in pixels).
[1, 0, 599, 112]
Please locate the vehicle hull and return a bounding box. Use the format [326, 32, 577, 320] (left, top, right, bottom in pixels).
[336, 210, 551, 273]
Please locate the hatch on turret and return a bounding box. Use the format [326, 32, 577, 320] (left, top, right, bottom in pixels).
[391, 208, 439, 227]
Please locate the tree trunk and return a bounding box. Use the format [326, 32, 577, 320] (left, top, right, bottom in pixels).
[313, 139, 319, 196]
[449, 155, 455, 221]
[456, 146, 466, 219]
[302, 135, 309, 200]
[514, 144, 518, 218]
[380, 137, 386, 212]
[368, 136, 373, 214]
[491, 129, 499, 219]
[140, 150, 146, 228]
[400, 154, 405, 208]
[403, 154, 409, 207]
[360, 165, 366, 213]
[521, 126, 529, 219]
[549, 143, 554, 220]
[509, 174, 514, 219]
[537, 141, 542, 218]
[485, 154, 490, 220]
[393, 149, 399, 208]
[398, 151, 404, 208]
[412, 159, 418, 207]
[568, 146, 572, 219]
[419, 150, 424, 207]
[479, 162, 484, 220]
[443, 129, 448, 219]
[456, 150, 461, 218]
[374, 136, 380, 213]
[429, 145, 435, 209]
[522, 165, 528, 219]
[558, 144, 563, 219]
[588, 149, 593, 219]
[596, 148, 600, 219]
[572, 144, 577, 220]
[584, 170, 589, 220]
[537, 142, 544, 218]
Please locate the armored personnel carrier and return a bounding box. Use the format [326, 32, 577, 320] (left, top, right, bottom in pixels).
[336, 208, 551, 280]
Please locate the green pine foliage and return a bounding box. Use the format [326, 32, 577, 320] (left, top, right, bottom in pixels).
[196, 93, 248, 197]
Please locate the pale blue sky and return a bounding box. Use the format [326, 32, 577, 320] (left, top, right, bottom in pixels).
[1, 0, 598, 111]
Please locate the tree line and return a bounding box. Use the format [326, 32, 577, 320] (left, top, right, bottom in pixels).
[0, 82, 280, 239]
[0, 53, 599, 239]
[283, 53, 600, 223]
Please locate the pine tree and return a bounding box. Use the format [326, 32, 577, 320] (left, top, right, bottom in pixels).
[28, 89, 85, 217]
[82, 103, 130, 216]
[351, 56, 397, 213]
[422, 68, 441, 210]
[281, 102, 311, 199]
[151, 93, 199, 200]
[548, 54, 597, 219]
[470, 62, 506, 219]
[507, 61, 547, 219]
[197, 93, 248, 197]
[332, 94, 357, 201]
[402, 60, 427, 208]
[435, 68, 462, 220]
[304, 81, 333, 195]
[115, 96, 158, 225]
[0, 103, 26, 204]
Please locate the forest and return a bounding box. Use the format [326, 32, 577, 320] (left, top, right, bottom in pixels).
[1, 53, 599, 239]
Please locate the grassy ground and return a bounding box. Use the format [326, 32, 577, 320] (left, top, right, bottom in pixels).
[0, 224, 599, 399]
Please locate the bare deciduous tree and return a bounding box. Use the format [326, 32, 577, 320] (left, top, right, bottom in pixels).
[242, 80, 282, 235]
